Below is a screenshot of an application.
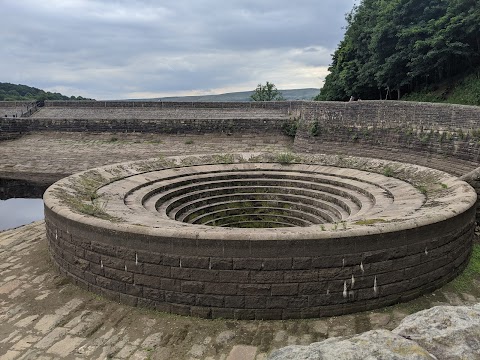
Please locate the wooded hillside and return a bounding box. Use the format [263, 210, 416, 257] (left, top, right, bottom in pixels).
[317, 0, 480, 102]
[0, 82, 91, 101]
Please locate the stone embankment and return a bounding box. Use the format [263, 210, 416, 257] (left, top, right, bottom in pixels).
[3, 100, 296, 135]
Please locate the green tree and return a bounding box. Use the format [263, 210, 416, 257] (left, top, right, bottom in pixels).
[317, 0, 480, 101]
[0, 82, 93, 101]
[250, 82, 285, 101]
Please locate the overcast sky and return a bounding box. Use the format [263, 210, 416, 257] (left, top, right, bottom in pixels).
[1, 0, 356, 100]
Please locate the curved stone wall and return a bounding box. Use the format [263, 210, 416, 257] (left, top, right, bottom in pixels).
[44, 153, 477, 319]
[295, 101, 480, 172]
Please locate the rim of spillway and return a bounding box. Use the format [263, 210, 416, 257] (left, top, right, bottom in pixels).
[43, 152, 477, 241]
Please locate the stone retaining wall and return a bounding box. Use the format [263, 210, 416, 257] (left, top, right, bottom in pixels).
[46, 207, 474, 319]
[3, 99, 480, 218]
[1, 100, 298, 135]
[0, 117, 286, 135]
[43, 100, 298, 110]
[295, 101, 480, 163]
[0, 101, 36, 118]
[294, 101, 480, 216]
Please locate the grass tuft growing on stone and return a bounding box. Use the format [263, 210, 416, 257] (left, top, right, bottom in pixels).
[276, 152, 296, 165]
[212, 154, 235, 164]
[354, 219, 388, 226]
[383, 166, 394, 177]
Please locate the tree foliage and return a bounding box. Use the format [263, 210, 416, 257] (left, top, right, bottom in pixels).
[0, 82, 92, 101]
[250, 81, 285, 101]
[316, 0, 480, 101]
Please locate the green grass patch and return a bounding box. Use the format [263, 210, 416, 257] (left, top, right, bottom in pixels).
[354, 218, 388, 226]
[450, 244, 480, 292]
[276, 152, 296, 165]
[281, 118, 298, 137]
[212, 154, 235, 164]
[383, 166, 394, 177]
[403, 70, 480, 106]
[416, 185, 428, 195]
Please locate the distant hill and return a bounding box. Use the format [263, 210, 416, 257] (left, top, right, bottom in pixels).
[0, 82, 91, 101]
[142, 88, 320, 102]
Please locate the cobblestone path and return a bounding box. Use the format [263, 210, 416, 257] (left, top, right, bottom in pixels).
[1, 222, 479, 359]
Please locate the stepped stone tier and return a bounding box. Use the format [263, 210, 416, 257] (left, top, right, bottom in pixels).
[44, 153, 477, 320]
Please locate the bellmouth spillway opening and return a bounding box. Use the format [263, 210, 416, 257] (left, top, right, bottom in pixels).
[45, 155, 477, 319]
[147, 168, 387, 229]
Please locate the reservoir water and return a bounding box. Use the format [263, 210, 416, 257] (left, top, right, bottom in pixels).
[0, 198, 44, 231]
[0, 178, 49, 231]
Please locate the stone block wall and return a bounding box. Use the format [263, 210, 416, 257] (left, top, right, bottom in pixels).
[2, 100, 480, 206]
[0, 101, 36, 118]
[45, 203, 475, 320]
[43, 100, 299, 110]
[0, 117, 286, 135]
[294, 101, 480, 212]
[295, 101, 480, 164]
[1, 100, 299, 136]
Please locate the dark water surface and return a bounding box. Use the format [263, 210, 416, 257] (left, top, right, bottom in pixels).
[0, 178, 49, 231]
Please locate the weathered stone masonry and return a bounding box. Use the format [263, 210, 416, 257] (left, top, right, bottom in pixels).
[45, 206, 475, 320]
[2, 99, 479, 319]
[0, 100, 298, 135]
[296, 101, 480, 165]
[295, 101, 480, 220]
[43, 157, 477, 320]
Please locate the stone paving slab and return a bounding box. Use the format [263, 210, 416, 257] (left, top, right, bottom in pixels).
[0, 221, 479, 359]
[0, 132, 293, 184]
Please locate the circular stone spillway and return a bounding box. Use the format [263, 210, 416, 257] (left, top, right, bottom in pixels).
[44, 153, 477, 320]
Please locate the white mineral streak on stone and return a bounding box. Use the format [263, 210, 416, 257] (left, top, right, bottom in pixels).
[351, 274, 355, 287]
[124, 265, 127, 272]
[374, 276, 378, 295]
[343, 281, 347, 298]
[135, 253, 138, 265]
[100, 260, 103, 268]
[360, 261, 365, 273]
[425, 247, 429, 255]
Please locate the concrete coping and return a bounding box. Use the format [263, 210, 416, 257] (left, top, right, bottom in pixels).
[43, 152, 477, 241]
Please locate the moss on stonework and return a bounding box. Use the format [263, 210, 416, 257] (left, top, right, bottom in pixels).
[354, 219, 388, 226]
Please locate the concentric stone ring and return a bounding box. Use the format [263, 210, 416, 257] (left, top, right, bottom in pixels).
[104, 163, 424, 231]
[44, 153, 477, 319]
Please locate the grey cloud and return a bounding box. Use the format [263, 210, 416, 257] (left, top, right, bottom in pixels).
[0, 0, 355, 99]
